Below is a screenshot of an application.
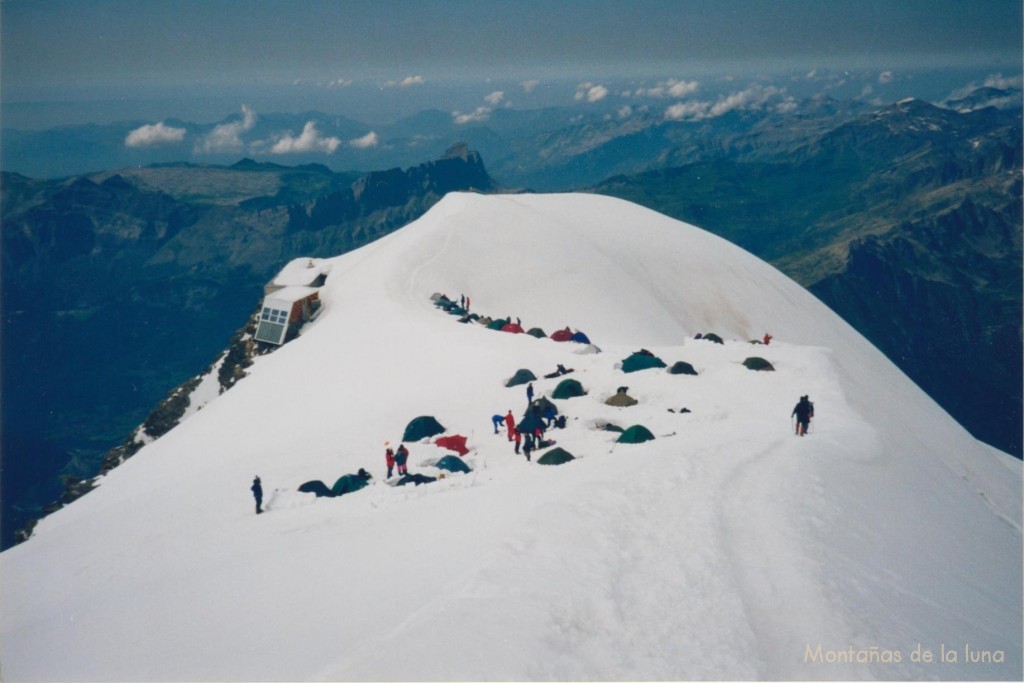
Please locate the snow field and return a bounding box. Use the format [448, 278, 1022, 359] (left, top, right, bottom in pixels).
[1, 192, 1019, 681]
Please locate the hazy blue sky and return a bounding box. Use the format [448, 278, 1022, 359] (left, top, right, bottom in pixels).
[1, 0, 1021, 126]
[4, 0, 1021, 87]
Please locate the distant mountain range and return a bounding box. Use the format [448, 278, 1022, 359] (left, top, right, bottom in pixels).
[1, 88, 1020, 547]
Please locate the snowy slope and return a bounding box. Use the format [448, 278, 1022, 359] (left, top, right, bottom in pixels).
[2, 192, 1020, 682]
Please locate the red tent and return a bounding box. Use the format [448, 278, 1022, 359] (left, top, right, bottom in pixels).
[501, 323, 525, 334]
[550, 328, 573, 342]
[434, 434, 469, 456]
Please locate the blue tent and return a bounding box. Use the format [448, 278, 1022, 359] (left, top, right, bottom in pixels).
[436, 455, 472, 474]
[570, 331, 591, 344]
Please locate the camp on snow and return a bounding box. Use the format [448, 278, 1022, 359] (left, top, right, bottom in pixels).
[551, 378, 586, 399]
[668, 361, 699, 375]
[505, 369, 537, 387]
[621, 351, 667, 373]
[434, 434, 469, 456]
[616, 425, 656, 444]
[435, 455, 472, 474]
[742, 357, 776, 371]
[403, 416, 446, 442]
[537, 447, 575, 466]
[605, 391, 638, 407]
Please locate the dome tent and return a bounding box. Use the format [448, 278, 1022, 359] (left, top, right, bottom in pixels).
[537, 447, 575, 466]
[331, 472, 371, 496]
[501, 323, 524, 334]
[668, 361, 698, 375]
[551, 378, 586, 399]
[616, 425, 656, 444]
[505, 369, 537, 387]
[570, 331, 590, 344]
[526, 327, 547, 339]
[436, 455, 471, 474]
[743, 357, 775, 371]
[621, 351, 667, 373]
[550, 328, 573, 342]
[700, 333, 724, 344]
[487, 319, 507, 330]
[298, 480, 332, 497]
[605, 391, 638, 407]
[402, 415, 446, 442]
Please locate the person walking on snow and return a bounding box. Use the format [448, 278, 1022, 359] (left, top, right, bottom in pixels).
[523, 433, 534, 462]
[504, 410, 516, 441]
[385, 445, 396, 479]
[792, 395, 814, 436]
[251, 476, 263, 515]
[526, 382, 535, 404]
[394, 444, 410, 475]
[514, 428, 522, 454]
[763, 332, 773, 345]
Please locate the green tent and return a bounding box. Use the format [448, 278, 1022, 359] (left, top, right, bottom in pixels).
[436, 455, 472, 473]
[526, 327, 547, 338]
[700, 333, 724, 344]
[621, 352, 667, 373]
[537, 447, 575, 466]
[668, 361, 698, 375]
[552, 378, 586, 399]
[617, 425, 656, 444]
[330, 473, 370, 496]
[526, 396, 559, 417]
[743, 357, 775, 371]
[487, 319, 507, 330]
[403, 415, 446, 442]
[601, 423, 625, 433]
[505, 368, 538, 387]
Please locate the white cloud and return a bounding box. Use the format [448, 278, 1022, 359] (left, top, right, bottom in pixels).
[983, 73, 1023, 89]
[575, 82, 609, 103]
[327, 78, 353, 89]
[124, 121, 186, 148]
[520, 79, 540, 93]
[664, 84, 790, 122]
[617, 105, 634, 118]
[453, 106, 492, 125]
[707, 84, 783, 117]
[269, 121, 341, 154]
[384, 75, 425, 88]
[484, 91, 505, 106]
[664, 101, 711, 121]
[349, 131, 379, 149]
[877, 71, 894, 85]
[637, 78, 700, 99]
[197, 104, 257, 153]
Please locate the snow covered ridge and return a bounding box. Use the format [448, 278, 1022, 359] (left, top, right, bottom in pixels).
[2, 192, 1020, 681]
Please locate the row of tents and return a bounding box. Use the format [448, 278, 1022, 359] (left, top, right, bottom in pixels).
[431, 293, 593, 345]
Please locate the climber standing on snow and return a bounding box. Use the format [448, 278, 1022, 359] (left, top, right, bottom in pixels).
[792, 395, 814, 436]
[395, 444, 410, 476]
[251, 476, 263, 515]
[385, 444, 396, 479]
[526, 382, 535, 404]
[504, 410, 516, 442]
